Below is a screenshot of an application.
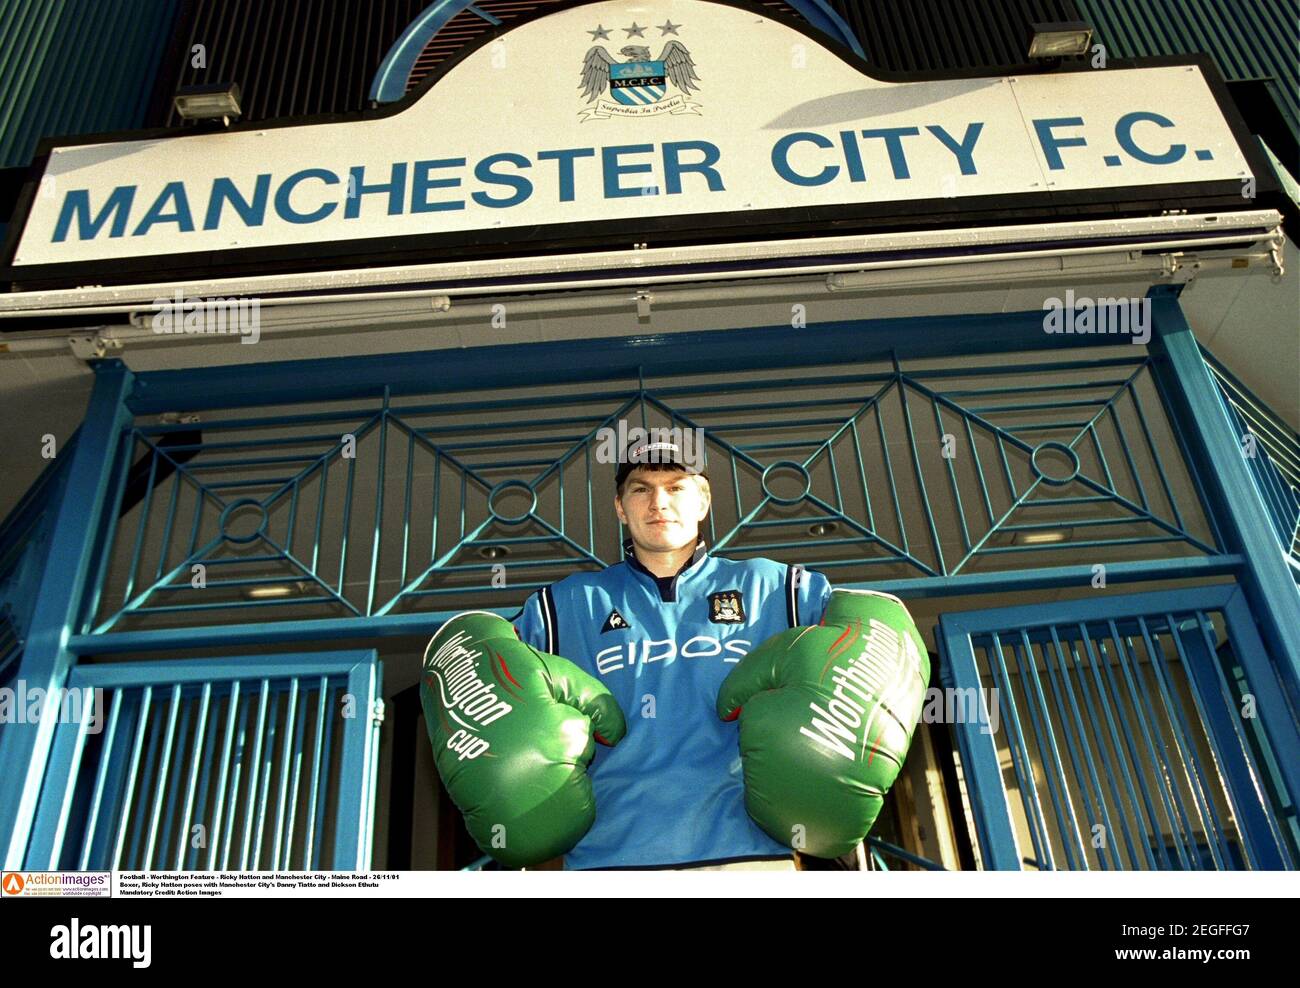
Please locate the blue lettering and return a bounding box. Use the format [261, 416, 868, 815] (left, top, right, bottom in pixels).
[472, 153, 533, 208]
[772, 132, 838, 186]
[537, 148, 595, 203]
[274, 168, 339, 224]
[52, 186, 135, 242]
[926, 123, 983, 176]
[838, 131, 866, 183]
[203, 174, 270, 230]
[411, 158, 465, 212]
[345, 162, 407, 219]
[602, 144, 656, 198]
[1115, 111, 1185, 165]
[1033, 117, 1087, 171]
[859, 127, 919, 180]
[133, 182, 195, 236]
[662, 141, 724, 194]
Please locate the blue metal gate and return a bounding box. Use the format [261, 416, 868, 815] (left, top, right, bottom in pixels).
[22, 650, 382, 871]
[939, 585, 1300, 870]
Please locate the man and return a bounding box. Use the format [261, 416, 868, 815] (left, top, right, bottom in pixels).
[419, 438, 929, 872]
[511, 439, 830, 869]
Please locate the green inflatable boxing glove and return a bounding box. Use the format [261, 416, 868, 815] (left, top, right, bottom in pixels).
[420, 610, 627, 868]
[717, 588, 930, 859]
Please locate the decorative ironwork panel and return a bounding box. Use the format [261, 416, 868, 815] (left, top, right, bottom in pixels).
[89, 346, 1220, 633]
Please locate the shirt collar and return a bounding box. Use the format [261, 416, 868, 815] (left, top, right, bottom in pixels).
[622, 537, 708, 603]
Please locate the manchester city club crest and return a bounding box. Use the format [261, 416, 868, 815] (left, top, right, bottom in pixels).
[579, 20, 702, 120]
[708, 590, 745, 624]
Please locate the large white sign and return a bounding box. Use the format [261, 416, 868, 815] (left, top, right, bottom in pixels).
[9, 0, 1252, 268]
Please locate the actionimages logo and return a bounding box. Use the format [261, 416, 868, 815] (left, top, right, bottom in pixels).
[3, 871, 111, 897]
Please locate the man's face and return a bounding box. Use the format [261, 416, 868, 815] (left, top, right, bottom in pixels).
[615, 468, 711, 553]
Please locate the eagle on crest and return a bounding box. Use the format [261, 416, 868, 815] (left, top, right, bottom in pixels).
[580, 42, 700, 103]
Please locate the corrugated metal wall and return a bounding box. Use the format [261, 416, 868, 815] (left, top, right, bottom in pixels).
[164, 0, 434, 125]
[0, 0, 180, 169]
[826, 0, 1082, 70]
[1076, 0, 1300, 149]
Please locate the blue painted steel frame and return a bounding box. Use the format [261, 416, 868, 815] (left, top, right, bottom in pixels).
[939, 584, 1300, 870]
[0, 362, 132, 869]
[22, 651, 380, 871]
[368, 0, 864, 103]
[1147, 288, 1300, 705]
[4, 298, 1299, 871]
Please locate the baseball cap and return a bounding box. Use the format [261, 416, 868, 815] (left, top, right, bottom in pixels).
[614, 440, 707, 487]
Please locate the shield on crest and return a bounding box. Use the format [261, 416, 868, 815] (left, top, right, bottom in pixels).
[610, 60, 667, 105]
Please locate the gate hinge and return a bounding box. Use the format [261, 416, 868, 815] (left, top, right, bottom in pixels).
[371, 699, 386, 726]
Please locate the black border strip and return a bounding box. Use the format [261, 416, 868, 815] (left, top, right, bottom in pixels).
[0, 0, 1282, 296]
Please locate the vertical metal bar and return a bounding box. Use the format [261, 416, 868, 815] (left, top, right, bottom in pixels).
[311, 456, 329, 575]
[936, 620, 1021, 870]
[205, 681, 240, 871]
[1058, 631, 1141, 868]
[1108, 402, 1151, 511]
[333, 657, 377, 868]
[337, 442, 358, 597]
[239, 679, 272, 870]
[1008, 635, 1085, 870]
[219, 696, 252, 872]
[1127, 380, 1187, 531]
[79, 689, 124, 870]
[897, 376, 946, 572]
[303, 678, 329, 870]
[251, 688, 280, 871]
[154, 463, 183, 582]
[281, 678, 311, 869]
[1147, 292, 1300, 705]
[285, 477, 300, 555]
[1139, 618, 1221, 868]
[963, 414, 995, 527]
[112, 685, 153, 871]
[934, 400, 972, 551]
[1088, 424, 1115, 491]
[154, 685, 193, 869]
[25, 678, 98, 869]
[1076, 636, 1160, 869]
[275, 681, 304, 865]
[1110, 624, 1196, 869]
[431, 453, 441, 562]
[400, 429, 414, 587]
[143, 683, 184, 869]
[850, 415, 876, 532]
[1037, 628, 1121, 869]
[877, 385, 908, 554]
[365, 396, 389, 616]
[1177, 610, 1289, 868]
[177, 683, 213, 870]
[126, 694, 163, 870]
[311, 684, 337, 870]
[983, 634, 1054, 869]
[0, 363, 133, 868]
[121, 447, 160, 604]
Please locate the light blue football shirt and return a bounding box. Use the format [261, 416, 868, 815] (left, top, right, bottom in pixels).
[515, 540, 831, 870]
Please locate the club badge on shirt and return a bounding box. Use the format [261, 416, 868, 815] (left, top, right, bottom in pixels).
[708, 590, 746, 624]
[601, 608, 631, 633]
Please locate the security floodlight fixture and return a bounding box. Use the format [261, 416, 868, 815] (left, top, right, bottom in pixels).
[1027, 22, 1093, 60]
[174, 83, 242, 124]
